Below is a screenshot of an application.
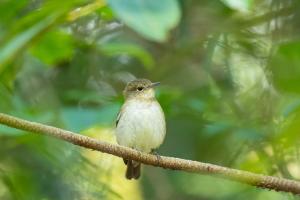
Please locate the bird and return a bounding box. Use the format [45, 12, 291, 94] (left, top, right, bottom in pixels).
[115, 78, 166, 179]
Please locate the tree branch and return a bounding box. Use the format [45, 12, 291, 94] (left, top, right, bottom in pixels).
[242, 6, 294, 28]
[0, 113, 299, 195]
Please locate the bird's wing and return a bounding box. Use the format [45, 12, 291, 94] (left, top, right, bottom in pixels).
[116, 110, 122, 127]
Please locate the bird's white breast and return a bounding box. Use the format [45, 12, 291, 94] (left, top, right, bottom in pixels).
[115, 99, 166, 153]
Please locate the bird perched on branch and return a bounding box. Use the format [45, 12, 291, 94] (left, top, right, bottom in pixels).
[115, 78, 166, 179]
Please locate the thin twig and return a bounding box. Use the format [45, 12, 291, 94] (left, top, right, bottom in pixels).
[0, 113, 299, 194]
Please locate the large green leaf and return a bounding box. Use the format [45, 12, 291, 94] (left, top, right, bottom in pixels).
[0, 14, 60, 72]
[30, 30, 75, 65]
[270, 41, 300, 94]
[107, 0, 181, 42]
[0, 0, 85, 72]
[276, 109, 300, 147]
[0, 0, 28, 33]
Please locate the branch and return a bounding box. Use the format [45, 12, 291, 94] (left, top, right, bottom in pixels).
[0, 113, 299, 195]
[67, 0, 106, 21]
[242, 6, 294, 28]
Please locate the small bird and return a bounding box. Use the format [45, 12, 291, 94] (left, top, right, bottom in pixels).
[115, 78, 166, 179]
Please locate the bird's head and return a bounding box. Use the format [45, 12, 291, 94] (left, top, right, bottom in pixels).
[123, 79, 160, 100]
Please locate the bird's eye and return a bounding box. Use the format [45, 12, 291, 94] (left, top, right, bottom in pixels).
[137, 87, 144, 91]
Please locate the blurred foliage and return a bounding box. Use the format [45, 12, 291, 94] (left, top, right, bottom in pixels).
[107, 0, 181, 42]
[1, 0, 300, 199]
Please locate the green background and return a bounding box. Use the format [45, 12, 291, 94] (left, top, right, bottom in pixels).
[1, 0, 300, 199]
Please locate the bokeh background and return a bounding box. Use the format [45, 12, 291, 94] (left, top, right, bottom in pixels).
[1, 0, 300, 199]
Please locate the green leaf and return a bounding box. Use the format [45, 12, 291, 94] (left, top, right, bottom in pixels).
[30, 30, 74, 65]
[107, 0, 181, 42]
[0, 13, 60, 72]
[96, 6, 115, 21]
[222, 0, 253, 12]
[277, 110, 300, 147]
[0, 0, 28, 32]
[270, 41, 300, 94]
[0, 0, 85, 72]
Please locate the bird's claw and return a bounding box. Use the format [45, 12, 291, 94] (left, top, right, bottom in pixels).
[151, 149, 162, 165]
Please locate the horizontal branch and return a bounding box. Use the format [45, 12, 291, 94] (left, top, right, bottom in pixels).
[0, 113, 299, 195]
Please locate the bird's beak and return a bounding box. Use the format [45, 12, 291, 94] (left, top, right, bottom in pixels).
[149, 82, 160, 88]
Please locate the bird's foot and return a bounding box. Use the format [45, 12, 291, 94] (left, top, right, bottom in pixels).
[151, 149, 162, 165]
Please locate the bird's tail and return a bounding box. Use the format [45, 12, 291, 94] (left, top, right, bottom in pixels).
[124, 159, 141, 180]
